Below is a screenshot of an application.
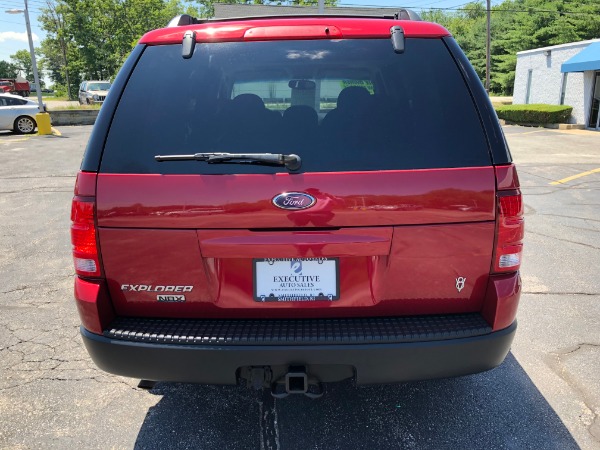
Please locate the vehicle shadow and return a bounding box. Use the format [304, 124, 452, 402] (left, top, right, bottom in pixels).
[134, 353, 579, 449]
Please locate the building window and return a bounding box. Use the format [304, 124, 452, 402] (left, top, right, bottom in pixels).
[589, 72, 600, 129]
[560, 73, 568, 105]
[525, 69, 533, 104]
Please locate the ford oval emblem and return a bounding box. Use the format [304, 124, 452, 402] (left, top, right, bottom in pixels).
[272, 192, 316, 210]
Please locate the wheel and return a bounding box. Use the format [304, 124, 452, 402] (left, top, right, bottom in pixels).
[13, 115, 37, 134]
[86, 98, 91, 105]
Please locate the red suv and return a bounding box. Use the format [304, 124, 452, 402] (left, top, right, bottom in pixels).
[71, 12, 524, 396]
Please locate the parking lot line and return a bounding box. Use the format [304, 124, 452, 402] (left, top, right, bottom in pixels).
[514, 129, 549, 135]
[550, 167, 600, 185]
[0, 136, 31, 145]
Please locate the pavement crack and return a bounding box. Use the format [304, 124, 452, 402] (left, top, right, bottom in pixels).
[522, 291, 599, 296]
[553, 343, 600, 356]
[547, 344, 600, 443]
[258, 390, 280, 450]
[0, 175, 75, 180]
[0, 286, 28, 295]
[535, 213, 600, 224]
[527, 230, 600, 250]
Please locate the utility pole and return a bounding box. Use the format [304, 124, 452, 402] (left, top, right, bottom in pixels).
[485, 0, 491, 93]
[5, 0, 52, 134]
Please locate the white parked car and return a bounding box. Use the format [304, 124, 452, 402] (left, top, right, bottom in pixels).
[0, 93, 41, 134]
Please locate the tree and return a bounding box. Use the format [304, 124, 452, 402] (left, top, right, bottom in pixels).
[10, 49, 36, 80]
[39, 0, 202, 97]
[423, 0, 600, 95]
[0, 60, 19, 78]
[37, 0, 341, 96]
[39, 0, 73, 98]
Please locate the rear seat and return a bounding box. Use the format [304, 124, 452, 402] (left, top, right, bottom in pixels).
[282, 105, 319, 153]
[320, 86, 375, 158]
[217, 93, 282, 152]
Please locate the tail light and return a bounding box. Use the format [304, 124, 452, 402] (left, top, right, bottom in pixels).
[493, 192, 524, 273]
[71, 172, 100, 277]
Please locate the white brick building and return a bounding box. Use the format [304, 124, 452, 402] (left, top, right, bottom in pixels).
[513, 39, 600, 129]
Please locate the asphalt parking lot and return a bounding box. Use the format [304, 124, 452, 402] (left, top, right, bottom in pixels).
[0, 125, 599, 449]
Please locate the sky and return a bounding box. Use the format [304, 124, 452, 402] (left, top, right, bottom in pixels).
[0, 0, 500, 82]
[0, 0, 45, 66]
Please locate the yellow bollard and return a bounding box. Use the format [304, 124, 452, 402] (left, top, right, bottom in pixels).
[36, 112, 52, 135]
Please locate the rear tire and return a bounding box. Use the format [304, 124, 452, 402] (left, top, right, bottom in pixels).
[14, 116, 37, 134]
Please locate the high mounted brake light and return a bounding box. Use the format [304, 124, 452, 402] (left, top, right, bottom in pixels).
[71, 172, 100, 277]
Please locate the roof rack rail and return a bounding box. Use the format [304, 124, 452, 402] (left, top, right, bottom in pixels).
[168, 14, 199, 27]
[395, 9, 422, 21]
[166, 9, 422, 27]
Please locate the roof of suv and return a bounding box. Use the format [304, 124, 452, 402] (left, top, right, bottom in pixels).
[139, 16, 451, 45]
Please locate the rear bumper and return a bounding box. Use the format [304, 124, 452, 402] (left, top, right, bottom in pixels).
[81, 320, 516, 385]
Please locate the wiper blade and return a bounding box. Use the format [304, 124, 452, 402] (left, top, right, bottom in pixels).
[155, 152, 302, 171]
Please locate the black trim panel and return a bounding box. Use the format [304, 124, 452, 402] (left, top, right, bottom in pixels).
[443, 37, 512, 165]
[104, 313, 491, 345]
[82, 320, 516, 385]
[80, 44, 145, 172]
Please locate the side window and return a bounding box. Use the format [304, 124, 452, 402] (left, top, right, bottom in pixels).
[0, 98, 7, 106]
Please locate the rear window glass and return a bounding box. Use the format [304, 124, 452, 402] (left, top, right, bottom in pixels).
[101, 38, 490, 174]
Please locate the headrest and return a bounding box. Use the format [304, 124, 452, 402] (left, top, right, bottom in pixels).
[232, 93, 265, 110]
[337, 86, 371, 110]
[283, 105, 318, 124]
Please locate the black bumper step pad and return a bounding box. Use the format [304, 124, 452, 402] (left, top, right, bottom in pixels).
[104, 314, 492, 346]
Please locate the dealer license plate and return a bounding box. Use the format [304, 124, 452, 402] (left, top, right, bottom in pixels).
[253, 258, 339, 302]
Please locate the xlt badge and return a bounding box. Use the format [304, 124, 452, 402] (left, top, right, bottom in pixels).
[157, 294, 186, 302]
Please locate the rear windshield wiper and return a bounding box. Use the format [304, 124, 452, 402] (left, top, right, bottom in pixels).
[155, 152, 302, 171]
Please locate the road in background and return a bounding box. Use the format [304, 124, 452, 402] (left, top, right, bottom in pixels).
[0, 126, 598, 449]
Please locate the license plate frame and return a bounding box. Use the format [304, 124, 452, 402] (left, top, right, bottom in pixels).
[253, 257, 340, 302]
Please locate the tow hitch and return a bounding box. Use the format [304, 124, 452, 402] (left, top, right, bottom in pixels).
[271, 366, 324, 399]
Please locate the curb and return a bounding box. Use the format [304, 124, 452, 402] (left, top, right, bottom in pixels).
[498, 119, 585, 130]
[48, 110, 99, 126]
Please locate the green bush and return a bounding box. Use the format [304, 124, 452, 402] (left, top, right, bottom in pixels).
[494, 104, 573, 124]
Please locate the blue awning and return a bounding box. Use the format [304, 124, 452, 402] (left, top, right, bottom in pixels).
[561, 42, 600, 73]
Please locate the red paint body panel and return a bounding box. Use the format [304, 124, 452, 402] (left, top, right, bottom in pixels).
[197, 228, 392, 258]
[96, 167, 498, 318]
[377, 223, 494, 308]
[74, 277, 115, 334]
[139, 19, 450, 45]
[481, 272, 521, 330]
[96, 168, 496, 229]
[98, 222, 494, 318]
[495, 164, 520, 191]
[74, 171, 97, 197]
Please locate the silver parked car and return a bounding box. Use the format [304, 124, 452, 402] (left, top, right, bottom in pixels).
[78, 81, 111, 105]
[0, 93, 40, 134]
